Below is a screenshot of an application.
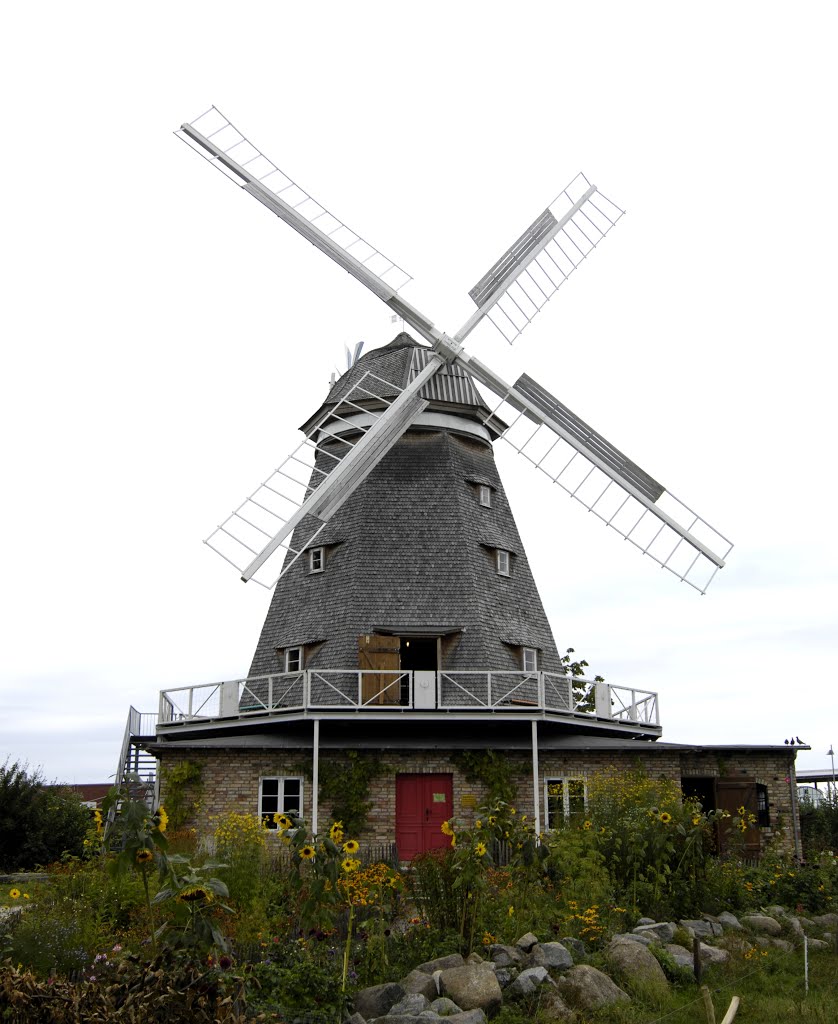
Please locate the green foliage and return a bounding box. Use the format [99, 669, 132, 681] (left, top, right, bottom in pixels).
[153, 855, 233, 952]
[801, 797, 838, 855]
[159, 759, 204, 830]
[212, 811, 267, 908]
[312, 750, 384, 837]
[0, 759, 89, 870]
[452, 750, 517, 804]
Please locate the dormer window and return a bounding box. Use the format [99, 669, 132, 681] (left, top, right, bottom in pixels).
[285, 647, 302, 672]
[522, 647, 537, 672]
[496, 550, 510, 576]
[479, 485, 492, 508]
[309, 547, 324, 573]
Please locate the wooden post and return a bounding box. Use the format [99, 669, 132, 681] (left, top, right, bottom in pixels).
[700, 986, 716, 1024]
[693, 935, 703, 983]
[720, 996, 740, 1024]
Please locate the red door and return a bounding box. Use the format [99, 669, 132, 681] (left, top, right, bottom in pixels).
[396, 774, 453, 861]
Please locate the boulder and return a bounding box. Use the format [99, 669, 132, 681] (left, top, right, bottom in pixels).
[615, 931, 653, 946]
[742, 914, 782, 936]
[354, 983, 406, 1020]
[808, 938, 830, 951]
[606, 937, 668, 992]
[427, 998, 462, 1016]
[514, 932, 539, 953]
[636, 917, 655, 926]
[505, 966, 549, 999]
[717, 911, 744, 931]
[559, 937, 585, 958]
[678, 919, 714, 939]
[698, 943, 730, 965]
[487, 945, 522, 968]
[633, 922, 676, 943]
[527, 942, 573, 971]
[770, 938, 794, 953]
[812, 913, 838, 930]
[664, 943, 694, 969]
[446, 1012, 487, 1024]
[493, 968, 517, 989]
[537, 988, 572, 1020]
[343, 1014, 366, 1024]
[439, 965, 502, 1018]
[416, 954, 466, 974]
[786, 917, 804, 937]
[389, 994, 431, 1016]
[402, 971, 440, 1000]
[766, 905, 787, 919]
[556, 965, 630, 1011]
[370, 1017, 430, 1024]
[465, 953, 485, 966]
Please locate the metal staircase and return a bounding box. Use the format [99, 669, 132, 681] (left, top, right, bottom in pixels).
[113, 706, 158, 808]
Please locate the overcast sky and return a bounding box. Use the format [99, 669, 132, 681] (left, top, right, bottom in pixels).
[1, 3, 836, 786]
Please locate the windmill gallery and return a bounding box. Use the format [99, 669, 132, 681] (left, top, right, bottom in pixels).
[118, 108, 804, 860]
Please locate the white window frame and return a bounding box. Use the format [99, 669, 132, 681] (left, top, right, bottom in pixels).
[522, 647, 538, 672]
[544, 777, 587, 829]
[496, 549, 510, 576]
[479, 484, 492, 508]
[309, 547, 325, 573]
[259, 775, 304, 830]
[285, 647, 302, 672]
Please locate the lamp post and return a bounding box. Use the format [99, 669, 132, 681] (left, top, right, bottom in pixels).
[829, 745, 836, 803]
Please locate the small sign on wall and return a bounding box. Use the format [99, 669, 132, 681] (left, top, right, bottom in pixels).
[461, 794, 477, 808]
[432, 792, 447, 803]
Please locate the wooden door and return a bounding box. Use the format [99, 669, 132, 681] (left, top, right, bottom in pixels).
[715, 778, 761, 857]
[396, 773, 453, 861]
[358, 634, 401, 704]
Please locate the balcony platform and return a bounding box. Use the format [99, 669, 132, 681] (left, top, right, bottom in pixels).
[156, 669, 660, 740]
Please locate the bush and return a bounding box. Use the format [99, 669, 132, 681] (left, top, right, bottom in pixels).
[0, 760, 89, 870]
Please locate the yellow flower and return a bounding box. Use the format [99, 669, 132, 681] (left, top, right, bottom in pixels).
[659, 812, 672, 824]
[299, 845, 316, 860]
[488, 816, 496, 826]
[135, 848, 153, 864]
[692, 815, 702, 826]
[440, 820, 454, 837]
[341, 857, 360, 873]
[737, 806, 746, 817]
[507, 905, 515, 916]
[8, 889, 20, 900]
[155, 806, 168, 833]
[178, 885, 213, 903]
[22, 894, 29, 900]
[342, 839, 360, 855]
[329, 821, 345, 843]
[583, 820, 593, 830]
[475, 841, 487, 857]
[475, 819, 482, 829]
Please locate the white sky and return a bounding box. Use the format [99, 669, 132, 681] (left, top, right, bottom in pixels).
[1, 3, 836, 785]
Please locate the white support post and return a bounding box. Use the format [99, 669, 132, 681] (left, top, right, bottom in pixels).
[312, 720, 320, 836]
[531, 720, 541, 837]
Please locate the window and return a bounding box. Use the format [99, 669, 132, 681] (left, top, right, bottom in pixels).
[479, 485, 492, 508]
[545, 778, 586, 828]
[260, 776, 303, 829]
[756, 783, 770, 827]
[496, 550, 510, 576]
[309, 547, 324, 573]
[522, 647, 538, 672]
[285, 647, 302, 672]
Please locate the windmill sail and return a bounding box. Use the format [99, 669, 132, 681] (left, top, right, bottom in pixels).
[479, 372, 731, 593]
[457, 174, 625, 346]
[205, 358, 440, 587]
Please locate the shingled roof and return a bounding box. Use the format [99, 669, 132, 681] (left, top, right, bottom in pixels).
[249, 334, 561, 676]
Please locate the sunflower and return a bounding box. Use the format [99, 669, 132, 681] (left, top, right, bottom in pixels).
[659, 811, 672, 824]
[475, 841, 487, 857]
[8, 889, 20, 900]
[737, 806, 746, 817]
[178, 885, 213, 903]
[329, 821, 344, 843]
[692, 815, 702, 826]
[440, 820, 454, 837]
[155, 806, 169, 833]
[487, 815, 496, 826]
[299, 845, 316, 860]
[342, 839, 360, 855]
[341, 857, 360, 873]
[583, 820, 593, 830]
[475, 819, 482, 829]
[135, 848, 154, 864]
[274, 813, 292, 831]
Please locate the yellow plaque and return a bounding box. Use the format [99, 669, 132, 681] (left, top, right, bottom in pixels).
[461, 794, 478, 808]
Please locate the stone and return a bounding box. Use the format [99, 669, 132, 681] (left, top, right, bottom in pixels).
[402, 970, 439, 1001]
[439, 965, 502, 1018]
[766, 905, 787, 919]
[371, 1016, 431, 1024]
[556, 965, 630, 1011]
[390, 994, 431, 1016]
[493, 968, 517, 989]
[808, 938, 829, 951]
[742, 914, 783, 936]
[698, 943, 730, 965]
[446, 1012, 487, 1024]
[428, 998, 462, 1016]
[527, 942, 573, 971]
[633, 922, 676, 943]
[717, 911, 744, 931]
[465, 953, 485, 966]
[343, 1014, 366, 1024]
[416, 954, 466, 975]
[505, 966, 549, 999]
[812, 913, 838, 930]
[537, 988, 572, 1020]
[770, 938, 794, 953]
[679, 919, 714, 939]
[560, 937, 585, 958]
[487, 944, 522, 968]
[799, 916, 815, 930]
[514, 932, 539, 952]
[636, 917, 656, 926]
[606, 937, 668, 992]
[664, 944, 694, 969]
[354, 983, 406, 1020]
[786, 916, 804, 937]
[614, 931, 653, 946]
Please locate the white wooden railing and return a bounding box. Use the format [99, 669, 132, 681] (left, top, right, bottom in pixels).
[158, 671, 658, 728]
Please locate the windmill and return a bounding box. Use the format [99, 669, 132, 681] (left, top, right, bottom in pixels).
[177, 106, 732, 597]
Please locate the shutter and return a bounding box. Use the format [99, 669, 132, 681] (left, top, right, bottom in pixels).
[358, 634, 401, 705]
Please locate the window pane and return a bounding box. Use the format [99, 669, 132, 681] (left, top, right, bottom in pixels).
[546, 780, 564, 830]
[262, 779, 279, 796]
[567, 779, 586, 816]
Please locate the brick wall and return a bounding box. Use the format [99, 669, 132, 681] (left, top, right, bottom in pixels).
[158, 745, 799, 856]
